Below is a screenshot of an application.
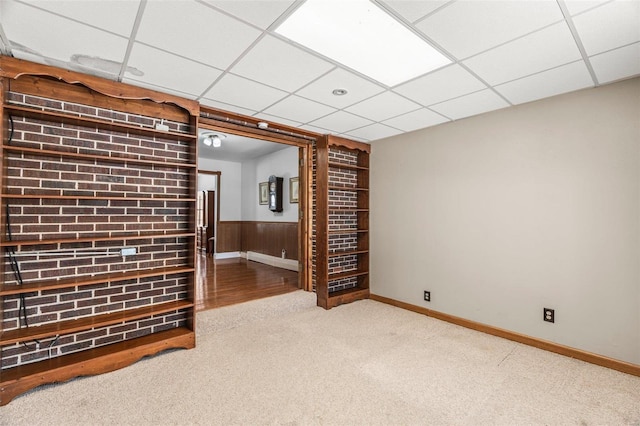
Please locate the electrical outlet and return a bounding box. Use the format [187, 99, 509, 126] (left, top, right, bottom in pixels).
[543, 308, 555, 323]
[424, 291, 431, 302]
[155, 122, 169, 132]
[121, 247, 137, 256]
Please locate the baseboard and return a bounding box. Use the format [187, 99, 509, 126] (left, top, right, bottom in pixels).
[370, 293, 640, 377]
[214, 251, 241, 260]
[246, 251, 298, 272]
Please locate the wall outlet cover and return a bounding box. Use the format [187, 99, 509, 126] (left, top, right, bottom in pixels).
[424, 291, 431, 302]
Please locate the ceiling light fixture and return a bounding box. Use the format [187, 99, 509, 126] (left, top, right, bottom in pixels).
[203, 134, 225, 148]
[332, 88, 348, 96]
[275, 0, 451, 87]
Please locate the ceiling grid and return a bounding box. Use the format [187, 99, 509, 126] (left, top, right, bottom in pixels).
[0, 0, 637, 144]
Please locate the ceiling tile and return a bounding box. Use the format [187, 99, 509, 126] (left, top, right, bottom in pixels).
[463, 22, 582, 86]
[1, 0, 128, 76]
[309, 111, 374, 134]
[252, 113, 302, 128]
[136, 0, 261, 70]
[589, 42, 640, 83]
[300, 124, 332, 134]
[202, 73, 288, 112]
[417, 0, 564, 59]
[345, 91, 421, 122]
[378, 0, 451, 24]
[381, 108, 450, 132]
[563, 0, 612, 16]
[495, 61, 594, 105]
[230, 35, 334, 92]
[127, 43, 222, 97]
[17, 0, 140, 36]
[199, 99, 257, 117]
[345, 123, 403, 142]
[572, 0, 640, 56]
[394, 64, 487, 106]
[121, 78, 198, 100]
[430, 89, 510, 120]
[202, 0, 296, 29]
[263, 95, 336, 123]
[295, 68, 385, 109]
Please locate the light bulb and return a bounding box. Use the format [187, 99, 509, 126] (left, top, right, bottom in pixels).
[212, 136, 221, 148]
[203, 136, 213, 147]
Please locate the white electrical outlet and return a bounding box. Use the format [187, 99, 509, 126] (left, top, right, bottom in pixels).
[121, 247, 137, 256]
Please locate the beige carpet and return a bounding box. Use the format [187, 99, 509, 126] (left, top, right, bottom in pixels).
[2, 291, 639, 425]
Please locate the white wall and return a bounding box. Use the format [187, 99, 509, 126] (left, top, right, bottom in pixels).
[198, 157, 242, 221]
[241, 146, 299, 222]
[370, 77, 640, 365]
[197, 173, 216, 192]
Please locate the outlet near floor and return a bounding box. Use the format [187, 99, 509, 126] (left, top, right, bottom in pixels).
[543, 308, 555, 323]
[424, 291, 431, 302]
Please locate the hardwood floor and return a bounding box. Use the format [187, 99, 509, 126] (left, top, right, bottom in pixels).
[195, 253, 300, 311]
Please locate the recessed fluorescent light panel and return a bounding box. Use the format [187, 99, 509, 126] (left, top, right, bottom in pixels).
[275, 0, 451, 87]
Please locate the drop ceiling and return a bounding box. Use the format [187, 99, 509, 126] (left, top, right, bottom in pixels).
[0, 0, 638, 143]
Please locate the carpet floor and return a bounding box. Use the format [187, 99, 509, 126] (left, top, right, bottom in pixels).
[2, 290, 639, 425]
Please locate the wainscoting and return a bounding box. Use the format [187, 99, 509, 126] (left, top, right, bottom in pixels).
[217, 221, 298, 260]
[217, 221, 242, 253]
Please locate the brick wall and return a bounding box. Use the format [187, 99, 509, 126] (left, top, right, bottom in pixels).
[327, 148, 360, 292]
[2, 91, 194, 370]
[1, 272, 189, 368]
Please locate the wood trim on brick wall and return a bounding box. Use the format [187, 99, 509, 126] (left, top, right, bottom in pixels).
[370, 293, 640, 378]
[0, 57, 199, 116]
[1, 57, 198, 404]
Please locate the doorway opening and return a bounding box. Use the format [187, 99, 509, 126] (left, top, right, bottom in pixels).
[195, 112, 315, 310]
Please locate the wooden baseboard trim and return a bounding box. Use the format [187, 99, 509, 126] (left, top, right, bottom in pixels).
[1, 328, 195, 406]
[370, 293, 640, 377]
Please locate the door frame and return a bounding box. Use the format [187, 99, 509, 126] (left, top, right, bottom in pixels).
[196, 172, 220, 255]
[198, 109, 318, 292]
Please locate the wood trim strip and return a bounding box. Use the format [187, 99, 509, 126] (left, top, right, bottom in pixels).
[0, 266, 194, 296]
[327, 135, 371, 153]
[0, 230, 194, 247]
[370, 293, 640, 377]
[0, 300, 193, 345]
[200, 105, 320, 143]
[5, 104, 196, 141]
[0, 57, 199, 116]
[0, 327, 195, 406]
[2, 144, 197, 169]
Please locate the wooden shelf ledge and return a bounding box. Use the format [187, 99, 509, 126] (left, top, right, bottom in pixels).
[2, 144, 196, 169]
[328, 208, 369, 213]
[2, 193, 195, 202]
[328, 229, 369, 235]
[0, 299, 193, 345]
[0, 266, 194, 296]
[0, 326, 195, 406]
[328, 185, 369, 192]
[328, 161, 369, 171]
[328, 250, 368, 258]
[0, 230, 195, 247]
[328, 270, 369, 281]
[5, 104, 196, 142]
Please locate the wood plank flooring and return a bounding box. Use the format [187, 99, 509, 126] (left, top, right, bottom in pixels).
[195, 253, 300, 311]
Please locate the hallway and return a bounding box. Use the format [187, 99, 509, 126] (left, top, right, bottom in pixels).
[195, 254, 300, 311]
